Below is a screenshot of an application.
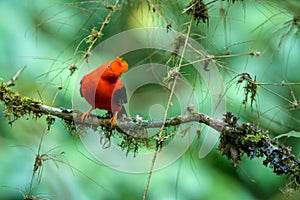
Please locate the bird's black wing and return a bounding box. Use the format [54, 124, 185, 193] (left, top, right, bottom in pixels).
[113, 86, 127, 107]
[112, 86, 127, 118]
[79, 80, 83, 97]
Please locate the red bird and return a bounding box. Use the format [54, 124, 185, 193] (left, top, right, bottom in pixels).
[80, 57, 128, 127]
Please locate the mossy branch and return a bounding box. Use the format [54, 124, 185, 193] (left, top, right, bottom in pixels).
[0, 82, 300, 187]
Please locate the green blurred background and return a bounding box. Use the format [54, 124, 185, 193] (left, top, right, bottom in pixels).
[1, 0, 300, 199]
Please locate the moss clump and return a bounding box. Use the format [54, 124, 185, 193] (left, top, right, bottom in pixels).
[46, 116, 55, 130]
[0, 82, 42, 125]
[116, 125, 151, 156]
[119, 133, 151, 156]
[236, 73, 258, 110]
[185, 0, 209, 24]
[219, 112, 300, 187]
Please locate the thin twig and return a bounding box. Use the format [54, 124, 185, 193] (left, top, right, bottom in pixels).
[83, 0, 119, 61]
[143, 17, 194, 200]
[6, 66, 27, 87]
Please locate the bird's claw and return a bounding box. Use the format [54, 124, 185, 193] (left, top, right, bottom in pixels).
[81, 108, 93, 122]
[110, 112, 118, 128]
[81, 113, 88, 122]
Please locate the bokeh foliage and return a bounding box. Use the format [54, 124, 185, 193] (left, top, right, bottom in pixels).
[0, 0, 300, 199]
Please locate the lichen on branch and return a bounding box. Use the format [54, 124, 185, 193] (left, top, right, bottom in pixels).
[219, 112, 300, 187]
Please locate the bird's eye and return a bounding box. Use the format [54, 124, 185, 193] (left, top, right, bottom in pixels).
[107, 65, 111, 69]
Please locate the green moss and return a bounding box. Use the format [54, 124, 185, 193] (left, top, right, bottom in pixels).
[64, 118, 79, 137]
[46, 116, 55, 130]
[0, 82, 42, 125]
[117, 127, 151, 156]
[119, 133, 151, 156]
[290, 165, 300, 187]
[243, 129, 264, 143]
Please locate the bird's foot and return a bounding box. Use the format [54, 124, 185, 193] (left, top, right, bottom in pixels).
[81, 112, 89, 122]
[110, 112, 118, 128]
[81, 108, 93, 122]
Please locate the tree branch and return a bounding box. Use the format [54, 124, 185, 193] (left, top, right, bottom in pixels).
[34, 103, 225, 131]
[0, 82, 300, 188]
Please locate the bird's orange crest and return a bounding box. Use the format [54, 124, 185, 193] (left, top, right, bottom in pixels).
[114, 57, 128, 72]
